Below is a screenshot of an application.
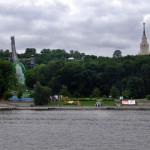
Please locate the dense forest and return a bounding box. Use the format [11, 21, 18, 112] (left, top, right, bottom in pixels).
[1, 48, 150, 99]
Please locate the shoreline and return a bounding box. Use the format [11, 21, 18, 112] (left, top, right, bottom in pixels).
[1, 100, 150, 111]
[1, 106, 150, 111]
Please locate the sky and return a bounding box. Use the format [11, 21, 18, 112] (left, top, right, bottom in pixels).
[0, 0, 150, 57]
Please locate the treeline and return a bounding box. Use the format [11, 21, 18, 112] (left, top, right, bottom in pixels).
[25, 51, 150, 99]
[0, 48, 86, 68]
[1, 48, 150, 99]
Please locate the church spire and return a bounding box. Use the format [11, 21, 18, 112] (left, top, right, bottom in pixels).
[139, 22, 149, 55]
[143, 22, 146, 36]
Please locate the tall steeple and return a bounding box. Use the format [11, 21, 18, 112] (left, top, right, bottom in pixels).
[143, 22, 146, 36]
[11, 36, 19, 62]
[139, 22, 149, 55]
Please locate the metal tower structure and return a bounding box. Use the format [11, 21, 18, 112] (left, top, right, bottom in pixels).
[10, 36, 26, 84]
[11, 36, 19, 62]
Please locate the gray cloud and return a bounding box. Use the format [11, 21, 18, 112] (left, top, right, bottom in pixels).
[0, 0, 150, 57]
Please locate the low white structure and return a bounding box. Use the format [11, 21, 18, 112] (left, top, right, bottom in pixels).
[68, 57, 75, 61]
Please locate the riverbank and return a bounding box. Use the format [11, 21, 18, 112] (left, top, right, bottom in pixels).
[1, 100, 150, 110]
[1, 106, 150, 111]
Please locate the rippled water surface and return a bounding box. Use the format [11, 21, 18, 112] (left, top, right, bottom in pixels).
[0, 110, 150, 150]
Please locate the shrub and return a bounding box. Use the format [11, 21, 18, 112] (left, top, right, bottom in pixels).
[3, 91, 12, 100]
[146, 95, 150, 100]
[34, 82, 52, 105]
[17, 90, 23, 100]
[110, 86, 119, 98]
[102, 98, 115, 101]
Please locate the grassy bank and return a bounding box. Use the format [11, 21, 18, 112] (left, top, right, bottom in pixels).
[49, 98, 116, 106]
[1, 98, 150, 107]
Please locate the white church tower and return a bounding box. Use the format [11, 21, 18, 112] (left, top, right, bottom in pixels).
[139, 22, 149, 55]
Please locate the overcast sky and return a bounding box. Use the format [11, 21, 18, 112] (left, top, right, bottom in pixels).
[0, 0, 150, 57]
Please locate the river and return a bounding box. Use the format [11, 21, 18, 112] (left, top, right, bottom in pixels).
[0, 110, 150, 150]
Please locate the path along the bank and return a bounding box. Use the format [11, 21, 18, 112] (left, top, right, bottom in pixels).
[1, 106, 150, 111]
[1, 101, 150, 110]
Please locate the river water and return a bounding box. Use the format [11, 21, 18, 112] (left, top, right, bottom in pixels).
[0, 110, 150, 150]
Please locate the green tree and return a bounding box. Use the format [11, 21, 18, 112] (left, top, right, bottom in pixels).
[25, 70, 36, 89]
[3, 90, 12, 100]
[122, 90, 130, 99]
[34, 82, 52, 105]
[113, 50, 122, 58]
[91, 87, 101, 98]
[25, 48, 36, 55]
[61, 61, 84, 96]
[70, 50, 83, 59]
[110, 86, 119, 98]
[60, 85, 70, 96]
[126, 77, 145, 98]
[141, 64, 150, 94]
[0, 49, 10, 60]
[17, 90, 23, 100]
[0, 60, 17, 97]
